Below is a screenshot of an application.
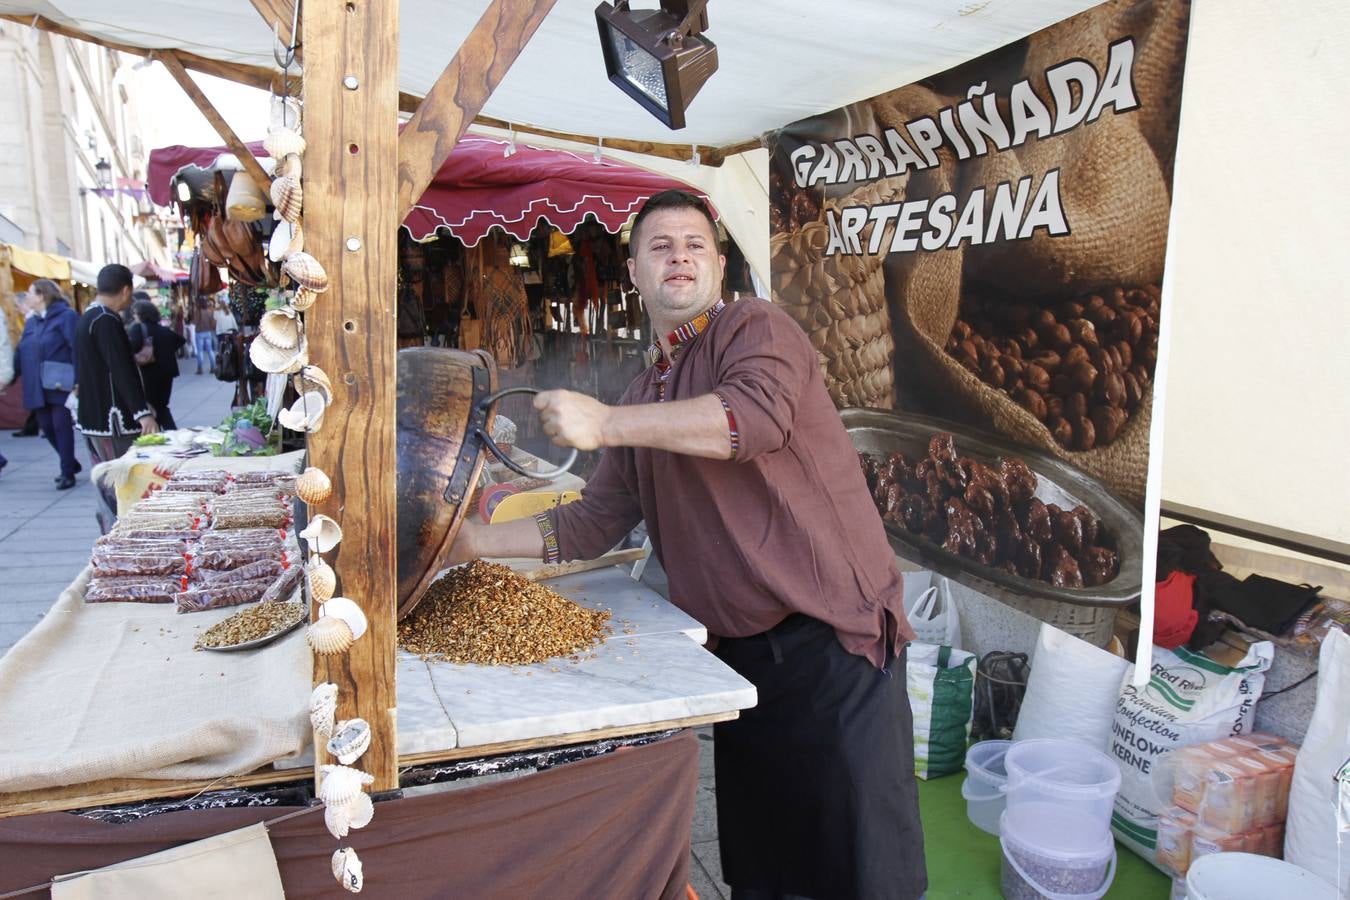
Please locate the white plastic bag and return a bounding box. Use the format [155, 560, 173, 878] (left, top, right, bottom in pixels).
[1284, 627, 1349, 894]
[1013, 623, 1129, 748]
[1109, 640, 1273, 870]
[905, 576, 960, 647]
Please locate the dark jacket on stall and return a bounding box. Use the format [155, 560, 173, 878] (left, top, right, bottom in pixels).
[14, 299, 78, 409]
[75, 304, 153, 436]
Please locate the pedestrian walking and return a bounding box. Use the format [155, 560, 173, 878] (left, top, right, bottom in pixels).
[191, 297, 217, 374]
[76, 264, 158, 532]
[128, 299, 186, 430]
[14, 279, 81, 489]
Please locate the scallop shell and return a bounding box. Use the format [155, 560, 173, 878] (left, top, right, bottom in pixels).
[327, 717, 372, 765]
[282, 251, 328, 292]
[296, 466, 332, 504]
[319, 764, 375, 806]
[310, 682, 338, 738]
[300, 513, 343, 553]
[290, 285, 319, 311]
[277, 390, 327, 433]
[264, 127, 307, 160]
[320, 597, 368, 641]
[307, 615, 354, 655]
[332, 847, 364, 893]
[345, 791, 374, 829]
[292, 365, 333, 404]
[248, 332, 307, 375]
[270, 173, 303, 223]
[324, 800, 353, 839]
[268, 220, 293, 263]
[259, 306, 302, 349]
[307, 557, 337, 603]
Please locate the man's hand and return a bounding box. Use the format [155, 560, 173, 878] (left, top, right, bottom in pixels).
[139, 415, 160, 435]
[535, 390, 611, 451]
[446, 519, 480, 567]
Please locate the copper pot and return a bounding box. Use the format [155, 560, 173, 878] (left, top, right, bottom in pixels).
[396, 347, 576, 618]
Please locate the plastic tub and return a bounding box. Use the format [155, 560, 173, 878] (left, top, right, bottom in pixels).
[1005, 739, 1122, 834]
[962, 739, 1011, 835]
[1000, 806, 1117, 899]
[1185, 852, 1338, 900]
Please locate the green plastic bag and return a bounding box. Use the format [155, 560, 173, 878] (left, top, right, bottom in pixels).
[907, 642, 976, 779]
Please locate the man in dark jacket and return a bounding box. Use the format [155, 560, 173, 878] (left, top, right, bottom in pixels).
[75, 265, 158, 530]
[14, 279, 80, 488]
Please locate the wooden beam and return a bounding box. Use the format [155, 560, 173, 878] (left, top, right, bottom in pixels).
[248, 0, 298, 52]
[0, 14, 299, 97]
[156, 50, 272, 192]
[397, 0, 559, 218]
[303, 0, 401, 793]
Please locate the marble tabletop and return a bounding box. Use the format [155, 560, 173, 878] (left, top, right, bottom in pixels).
[276, 565, 754, 768]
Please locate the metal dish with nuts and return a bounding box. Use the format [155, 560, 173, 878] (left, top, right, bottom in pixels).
[843, 409, 1142, 608]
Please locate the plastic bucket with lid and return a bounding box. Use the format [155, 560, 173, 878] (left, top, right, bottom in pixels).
[999, 806, 1116, 900]
[1005, 739, 1121, 834]
[962, 739, 1011, 835]
[1185, 852, 1338, 900]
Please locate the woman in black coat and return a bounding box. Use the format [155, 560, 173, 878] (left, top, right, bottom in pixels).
[128, 299, 187, 430]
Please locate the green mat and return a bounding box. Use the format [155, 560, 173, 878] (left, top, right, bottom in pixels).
[918, 774, 1172, 899]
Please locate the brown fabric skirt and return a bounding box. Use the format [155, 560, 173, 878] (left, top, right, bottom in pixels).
[0, 729, 698, 899]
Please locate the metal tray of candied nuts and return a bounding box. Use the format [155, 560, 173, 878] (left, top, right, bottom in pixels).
[841, 408, 1143, 608]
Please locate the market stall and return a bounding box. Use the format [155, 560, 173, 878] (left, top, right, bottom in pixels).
[1, 0, 1347, 898]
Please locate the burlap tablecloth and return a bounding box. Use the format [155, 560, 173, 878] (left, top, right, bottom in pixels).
[0, 452, 312, 794]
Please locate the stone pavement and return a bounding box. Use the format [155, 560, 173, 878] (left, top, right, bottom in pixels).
[0, 367, 236, 655]
[0, 367, 732, 897]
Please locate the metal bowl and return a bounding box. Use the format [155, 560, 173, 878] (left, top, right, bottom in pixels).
[842, 408, 1143, 608]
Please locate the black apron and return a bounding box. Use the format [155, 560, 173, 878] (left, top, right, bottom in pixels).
[713, 615, 927, 900]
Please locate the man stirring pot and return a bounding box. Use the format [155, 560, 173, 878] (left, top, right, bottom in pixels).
[452, 190, 926, 900]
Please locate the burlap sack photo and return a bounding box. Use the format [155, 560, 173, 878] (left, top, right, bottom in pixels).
[769, 101, 909, 410]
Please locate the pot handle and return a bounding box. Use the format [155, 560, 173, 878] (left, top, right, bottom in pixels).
[475, 387, 579, 480]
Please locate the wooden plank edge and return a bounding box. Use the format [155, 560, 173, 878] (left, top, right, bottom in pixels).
[397, 710, 738, 769]
[0, 712, 737, 818]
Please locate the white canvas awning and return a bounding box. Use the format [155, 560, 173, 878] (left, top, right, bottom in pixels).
[0, 1, 1101, 148]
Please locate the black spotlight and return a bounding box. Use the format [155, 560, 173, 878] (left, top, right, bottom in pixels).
[595, 0, 718, 130]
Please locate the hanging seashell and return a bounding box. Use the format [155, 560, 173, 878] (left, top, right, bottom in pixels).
[268, 220, 294, 263]
[327, 718, 372, 765]
[264, 126, 307, 160]
[286, 222, 305, 257]
[319, 764, 375, 806]
[249, 332, 307, 375]
[300, 513, 343, 553]
[292, 365, 333, 404]
[282, 251, 328, 292]
[259, 306, 302, 350]
[307, 615, 354, 655]
[320, 597, 368, 642]
[324, 799, 354, 839]
[270, 173, 303, 223]
[296, 466, 332, 505]
[310, 682, 338, 738]
[290, 285, 319, 311]
[344, 791, 374, 830]
[332, 847, 364, 894]
[277, 389, 327, 433]
[307, 556, 337, 603]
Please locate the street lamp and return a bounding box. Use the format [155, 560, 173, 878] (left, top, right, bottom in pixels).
[94, 158, 113, 190]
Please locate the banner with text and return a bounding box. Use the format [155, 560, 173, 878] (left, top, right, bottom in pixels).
[768, 0, 1189, 511]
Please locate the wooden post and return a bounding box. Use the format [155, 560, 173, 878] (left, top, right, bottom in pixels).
[303, 0, 400, 792]
[156, 51, 273, 193]
[396, 0, 558, 219]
